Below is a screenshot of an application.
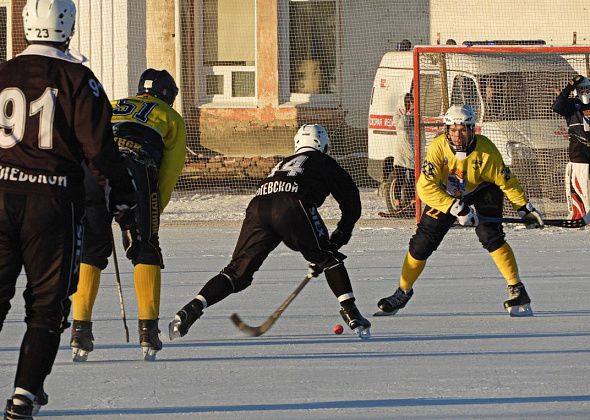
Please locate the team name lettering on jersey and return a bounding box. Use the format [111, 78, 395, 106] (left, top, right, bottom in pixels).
[0, 165, 67, 187]
[255, 181, 299, 196]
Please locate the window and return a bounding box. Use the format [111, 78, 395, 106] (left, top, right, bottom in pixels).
[480, 72, 568, 122]
[201, 0, 256, 103]
[282, 0, 338, 105]
[419, 75, 443, 117]
[451, 76, 480, 118]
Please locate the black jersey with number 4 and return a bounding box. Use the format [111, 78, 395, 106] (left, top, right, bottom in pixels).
[255, 150, 361, 233]
[0, 45, 129, 200]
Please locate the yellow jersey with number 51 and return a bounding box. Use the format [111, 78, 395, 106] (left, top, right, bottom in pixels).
[111, 94, 186, 212]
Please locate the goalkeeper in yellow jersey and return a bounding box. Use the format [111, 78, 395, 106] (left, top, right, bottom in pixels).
[376, 104, 543, 318]
[70, 69, 187, 361]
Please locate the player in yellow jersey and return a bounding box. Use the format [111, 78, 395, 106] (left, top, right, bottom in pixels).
[70, 69, 187, 361]
[376, 104, 543, 318]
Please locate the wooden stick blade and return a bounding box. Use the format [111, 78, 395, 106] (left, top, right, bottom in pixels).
[229, 313, 265, 337]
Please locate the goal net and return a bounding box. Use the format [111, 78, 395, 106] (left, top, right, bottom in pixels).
[3, 1, 589, 224]
[411, 45, 590, 220]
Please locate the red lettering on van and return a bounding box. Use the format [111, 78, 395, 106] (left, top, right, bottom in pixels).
[369, 114, 396, 130]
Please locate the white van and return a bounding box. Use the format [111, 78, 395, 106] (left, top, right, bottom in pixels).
[368, 48, 576, 214]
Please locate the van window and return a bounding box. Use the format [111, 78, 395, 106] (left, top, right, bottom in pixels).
[480, 72, 565, 122]
[450, 76, 480, 117]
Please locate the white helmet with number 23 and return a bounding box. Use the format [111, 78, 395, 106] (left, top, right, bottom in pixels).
[294, 124, 329, 153]
[22, 0, 76, 43]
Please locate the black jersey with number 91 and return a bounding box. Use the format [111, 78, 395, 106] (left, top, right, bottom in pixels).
[0, 45, 128, 200]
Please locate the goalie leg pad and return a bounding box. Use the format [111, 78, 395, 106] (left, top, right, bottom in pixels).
[565, 162, 590, 219]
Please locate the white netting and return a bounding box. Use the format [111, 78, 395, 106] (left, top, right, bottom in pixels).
[4, 0, 590, 222]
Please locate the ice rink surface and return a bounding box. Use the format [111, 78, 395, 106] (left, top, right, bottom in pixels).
[2, 218, 590, 419]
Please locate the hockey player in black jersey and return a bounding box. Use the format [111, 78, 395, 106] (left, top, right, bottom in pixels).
[0, 1, 136, 419]
[169, 124, 371, 339]
[553, 75, 590, 219]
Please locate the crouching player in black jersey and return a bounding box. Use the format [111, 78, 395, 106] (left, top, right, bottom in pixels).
[376, 104, 542, 319]
[70, 69, 187, 362]
[168, 124, 371, 339]
[0, 1, 136, 418]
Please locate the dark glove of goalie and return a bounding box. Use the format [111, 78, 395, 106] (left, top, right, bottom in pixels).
[569, 74, 586, 88]
[517, 202, 544, 228]
[329, 228, 352, 251]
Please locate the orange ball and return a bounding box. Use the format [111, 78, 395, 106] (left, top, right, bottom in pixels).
[333, 324, 344, 335]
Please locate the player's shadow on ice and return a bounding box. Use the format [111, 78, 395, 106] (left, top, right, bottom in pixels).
[39, 394, 590, 417]
[396, 309, 590, 317]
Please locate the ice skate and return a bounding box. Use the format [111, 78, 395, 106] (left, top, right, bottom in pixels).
[4, 394, 34, 420]
[32, 387, 48, 416]
[375, 287, 413, 316]
[503, 282, 533, 317]
[168, 299, 203, 340]
[138, 319, 163, 361]
[339, 304, 371, 340]
[70, 320, 94, 362]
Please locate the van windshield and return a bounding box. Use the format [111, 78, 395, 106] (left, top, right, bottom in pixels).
[479, 72, 567, 122]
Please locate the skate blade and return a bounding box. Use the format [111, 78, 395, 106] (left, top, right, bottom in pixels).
[168, 318, 182, 341]
[354, 326, 371, 340]
[506, 303, 533, 317]
[373, 309, 399, 317]
[72, 348, 89, 362]
[142, 347, 159, 361]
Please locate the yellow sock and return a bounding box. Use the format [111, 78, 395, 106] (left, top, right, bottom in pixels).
[489, 243, 520, 286]
[72, 263, 101, 321]
[399, 252, 426, 291]
[134, 264, 161, 320]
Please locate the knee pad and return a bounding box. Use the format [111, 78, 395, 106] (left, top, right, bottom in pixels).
[409, 231, 442, 261]
[476, 225, 506, 252]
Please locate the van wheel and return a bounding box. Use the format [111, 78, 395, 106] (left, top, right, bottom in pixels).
[383, 169, 415, 216]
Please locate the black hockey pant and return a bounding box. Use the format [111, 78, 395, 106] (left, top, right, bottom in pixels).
[81, 154, 162, 269]
[0, 191, 83, 394]
[409, 184, 507, 260]
[221, 194, 346, 292]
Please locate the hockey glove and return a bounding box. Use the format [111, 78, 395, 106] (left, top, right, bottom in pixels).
[105, 174, 138, 216]
[114, 210, 140, 260]
[329, 228, 352, 250]
[308, 263, 323, 278]
[517, 202, 544, 228]
[121, 227, 140, 260]
[449, 199, 479, 227]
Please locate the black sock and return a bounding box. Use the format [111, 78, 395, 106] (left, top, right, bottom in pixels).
[14, 327, 60, 394]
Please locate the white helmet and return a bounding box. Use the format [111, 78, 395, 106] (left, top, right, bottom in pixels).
[444, 104, 477, 153]
[22, 0, 76, 43]
[294, 124, 329, 153]
[575, 77, 590, 105]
